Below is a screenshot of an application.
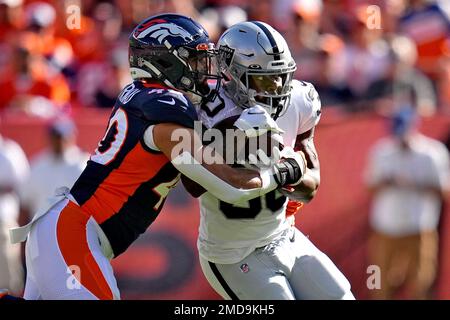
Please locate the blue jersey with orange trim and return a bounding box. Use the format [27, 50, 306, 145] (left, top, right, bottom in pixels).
[70, 80, 198, 257]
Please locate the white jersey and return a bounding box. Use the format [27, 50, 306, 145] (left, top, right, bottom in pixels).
[195, 80, 322, 264]
[0, 136, 29, 222]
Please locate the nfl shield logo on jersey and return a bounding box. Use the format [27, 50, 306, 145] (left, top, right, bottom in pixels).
[240, 263, 250, 273]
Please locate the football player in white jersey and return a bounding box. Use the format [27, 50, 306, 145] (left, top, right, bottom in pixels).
[185, 21, 355, 300]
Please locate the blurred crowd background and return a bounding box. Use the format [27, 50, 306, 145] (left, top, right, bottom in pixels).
[1, 0, 450, 115]
[0, 0, 450, 300]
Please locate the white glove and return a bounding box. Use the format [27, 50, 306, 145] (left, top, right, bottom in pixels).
[234, 105, 285, 169]
[247, 146, 281, 169]
[233, 105, 284, 138]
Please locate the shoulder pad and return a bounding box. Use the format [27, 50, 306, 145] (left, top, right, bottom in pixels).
[140, 88, 198, 128]
[291, 80, 322, 133]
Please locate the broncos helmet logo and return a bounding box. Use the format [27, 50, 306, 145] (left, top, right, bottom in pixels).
[134, 20, 193, 44]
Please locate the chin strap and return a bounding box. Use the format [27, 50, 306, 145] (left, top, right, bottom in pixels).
[272, 102, 283, 120]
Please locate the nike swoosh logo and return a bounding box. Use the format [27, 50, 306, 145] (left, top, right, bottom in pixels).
[158, 98, 176, 105]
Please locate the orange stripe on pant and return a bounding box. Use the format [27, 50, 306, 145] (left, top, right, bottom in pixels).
[56, 201, 114, 300]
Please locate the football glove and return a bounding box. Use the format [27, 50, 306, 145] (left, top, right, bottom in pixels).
[233, 105, 284, 138]
[273, 147, 307, 187]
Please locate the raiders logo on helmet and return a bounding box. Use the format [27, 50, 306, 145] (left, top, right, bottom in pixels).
[219, 45, 235, 67]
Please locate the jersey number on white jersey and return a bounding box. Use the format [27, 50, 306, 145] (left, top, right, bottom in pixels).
[219, 190, 286, 219]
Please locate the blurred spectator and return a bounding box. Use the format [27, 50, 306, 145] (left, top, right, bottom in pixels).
[0, 1, 72, 113]
[63, 1, 122, 63]
[267, 0, 323, 35]
[293, 0, 322, 45]
[319, 0, 355, 38]
[382, 0, 408, 33]
[116, 0, 189, 27]
[289, 1, 353, 107]
[436, 54, 450, 115]
[76, 46, 130, 108]
[93, 62, 126, 108]
[197, 7, 221, 42]
[198, 5, 247, 42]
[364, 108, 450, 299]
[0, 0, 447, 114]
[398, 0, 450, 80]
[247, 0, 276, 26]
[92, 2, 123, 43]
[20, 117, 88, 219]
[0, 42, 71, 112]
[22, 2, 74, 76]
[0, 0, 24, 42]
[365, 36, 437, 116]
[0, 133, 29, 295]
[314, 36, 354, 107]
[288, 0, 323, 74]
[327, 17, 391, 110]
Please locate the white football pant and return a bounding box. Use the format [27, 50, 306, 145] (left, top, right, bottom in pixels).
[200, 227, 355, 300]
[23, 198, 120, 300]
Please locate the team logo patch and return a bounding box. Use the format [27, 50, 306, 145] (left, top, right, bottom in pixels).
[134, 19, 193, 44]
[219, 45, 235, 67]
[240, 263, 250, 273]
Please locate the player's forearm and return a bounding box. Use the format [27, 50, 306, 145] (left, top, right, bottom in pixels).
[203, 163, 262, 189]
[288, 168, 320, 202]
[299, 170, 319, 192]
[172, 151, 278, 203]
[153, 123, 279, 202]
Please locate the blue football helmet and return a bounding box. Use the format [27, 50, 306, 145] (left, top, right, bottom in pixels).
[129, 13, 220, 103]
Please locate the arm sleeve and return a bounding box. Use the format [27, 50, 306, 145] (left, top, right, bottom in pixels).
[171, 152, 279, 204]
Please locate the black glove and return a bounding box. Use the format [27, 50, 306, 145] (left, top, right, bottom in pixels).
[272, 147, 306, 187]
[273, 158, 304, 186]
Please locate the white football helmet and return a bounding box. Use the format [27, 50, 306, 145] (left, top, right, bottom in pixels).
[217, 21, 297, 119]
